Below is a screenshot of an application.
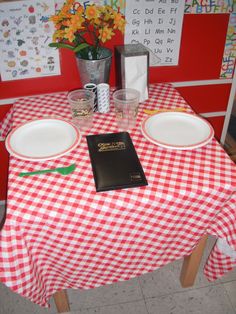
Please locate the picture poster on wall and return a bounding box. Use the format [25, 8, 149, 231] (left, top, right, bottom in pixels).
[124, 0, 185, 67]
[0, 0, 60, 81]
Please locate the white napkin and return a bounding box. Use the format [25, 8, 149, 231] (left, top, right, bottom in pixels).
[124, 55, 148, 102]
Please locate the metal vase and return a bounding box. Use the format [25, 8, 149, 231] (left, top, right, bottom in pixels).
[76, 48, 112, 85]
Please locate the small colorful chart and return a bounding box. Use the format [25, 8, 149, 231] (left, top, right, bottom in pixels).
[0, 0, 60, 81]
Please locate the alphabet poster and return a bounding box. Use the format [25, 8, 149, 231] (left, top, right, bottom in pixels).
[124, 0, 185, 66]
[0, 0, 60, 81]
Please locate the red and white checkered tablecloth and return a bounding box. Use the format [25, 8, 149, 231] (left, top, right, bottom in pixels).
[0, 106, 13, 139]
[0, 83, 235, 307]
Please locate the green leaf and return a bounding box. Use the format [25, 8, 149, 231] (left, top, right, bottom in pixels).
[73, 43, 90, 53]
[48, 42, 75, 51]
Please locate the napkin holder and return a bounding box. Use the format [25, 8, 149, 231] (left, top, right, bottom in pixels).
[115, 44, 149, 102]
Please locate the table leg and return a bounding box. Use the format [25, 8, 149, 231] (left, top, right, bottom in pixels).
[52, 237, 208, 310]
[180, 234, 208, 287]
[53, 289, 70, 313]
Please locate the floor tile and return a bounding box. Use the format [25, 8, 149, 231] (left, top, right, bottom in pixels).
[223, 280, 236, 311]
[138, 236, 220, 299]
[68, 300, 148, 314]
[67, 277, 143, 311]
[220, 268, 236, 283]
[0, 283, 57, 314]
[145, 285, 235, 314]
[138, 258, 185, 298]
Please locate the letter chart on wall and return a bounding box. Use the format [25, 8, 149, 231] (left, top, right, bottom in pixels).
[125, 0, 185, 66]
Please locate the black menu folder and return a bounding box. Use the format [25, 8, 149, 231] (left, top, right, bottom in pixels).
[86, 132, 148, 192]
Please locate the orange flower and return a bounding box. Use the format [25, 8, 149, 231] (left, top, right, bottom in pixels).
[113, 12, 126, 33]
[49, 1, 126, 57]
[64, 27, 75, 42]
[52, 30, 65, 42]
[62, 19, 71, 27]
[49, 14, 62, 24]
[55, 23, 63, 30]
[75, 4, 84, 14]
[99, 5, 113, 21]
[99, 26, 114, 43]
[61, 4, 71, 15]
[70, 13, 85, 30]
[65, 0, 74, 5]
[85, 5, 100, 20]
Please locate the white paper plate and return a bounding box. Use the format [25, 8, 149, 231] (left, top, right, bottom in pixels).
[141, 112, 214, 150]
[6, 118, 81, 161]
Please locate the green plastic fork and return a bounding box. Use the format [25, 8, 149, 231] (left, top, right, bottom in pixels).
[18, 164, 76, 177]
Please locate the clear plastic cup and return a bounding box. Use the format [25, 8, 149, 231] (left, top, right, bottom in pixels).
[68, 89, 94, 129]
[113, 88, 140, 130]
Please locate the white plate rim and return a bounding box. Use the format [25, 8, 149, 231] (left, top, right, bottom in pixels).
[141, 111, 214, 150]
[5, 117, 81, 161]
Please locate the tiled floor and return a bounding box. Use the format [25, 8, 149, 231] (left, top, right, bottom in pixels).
[0, 204, 236, 314]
